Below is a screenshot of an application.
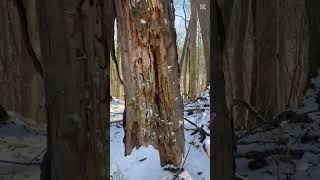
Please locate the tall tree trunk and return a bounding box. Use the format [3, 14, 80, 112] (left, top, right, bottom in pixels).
[189, 0, 199, 99]
[0, 0, 47, 128]
[197, 0, 210, 85]
[232, 0, 250, 130]
[115, 0, 184, 166]
[37, 0, 110, 179]
[182, 47, 190, 101]
[212, 0, 235, 179]
[251, 0, 278, 120]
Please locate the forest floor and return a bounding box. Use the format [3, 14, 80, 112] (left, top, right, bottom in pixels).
[236, 71, 320, 180]
[0, 113, 46, 180]
[110, 89, 211, 180]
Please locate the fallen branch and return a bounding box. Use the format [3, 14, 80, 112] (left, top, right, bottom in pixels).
[110, 119, 123, 124]
[184, 117, 210, 136]
[0, 160, 41, 166]
[0, 148, 45, 167]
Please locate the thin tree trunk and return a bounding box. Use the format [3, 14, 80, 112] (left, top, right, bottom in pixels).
[189, 0, 198, 99]
[197, 0, 210, 85]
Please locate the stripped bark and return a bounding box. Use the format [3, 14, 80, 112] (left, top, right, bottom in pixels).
[115, 0, 184, 166]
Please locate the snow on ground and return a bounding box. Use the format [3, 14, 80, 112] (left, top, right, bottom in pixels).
[0, 112, 46, 180]
[1, 71, 320, 180]
[110, 88, 210, 180]
[236, 71, 320, 180]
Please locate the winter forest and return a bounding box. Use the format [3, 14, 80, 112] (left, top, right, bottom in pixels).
[0, 0, 320, 180]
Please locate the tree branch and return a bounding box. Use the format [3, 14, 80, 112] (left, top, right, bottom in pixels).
[184, 117, 210, 136]
[0, 160, 41, 166]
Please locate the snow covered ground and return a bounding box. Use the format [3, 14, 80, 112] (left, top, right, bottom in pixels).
[236, 71, 320, 180]
[0, 112, 46, 180]
[110, 89, 211, 180]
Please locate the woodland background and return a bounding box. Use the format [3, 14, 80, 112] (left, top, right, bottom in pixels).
[0, 0, 320, 180]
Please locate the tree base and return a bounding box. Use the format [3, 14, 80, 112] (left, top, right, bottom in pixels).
[0, 105, 9, 122]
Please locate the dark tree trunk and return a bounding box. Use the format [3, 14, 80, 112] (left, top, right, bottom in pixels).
[232, 0, 250, 129]
[0, 104, 8, 122]
[211, 0, 235, 179]
[37, 0, 110, 179]
[306, 0, 320, 78]
[251, 0, 278, 120]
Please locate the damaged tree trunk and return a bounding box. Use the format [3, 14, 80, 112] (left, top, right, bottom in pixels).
[115, 0, 184, 166]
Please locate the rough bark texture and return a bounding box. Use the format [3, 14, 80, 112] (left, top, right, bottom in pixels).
[37, 0, 110, 179]
[0, 0, 46, 128]
[115, 0, 184, 167]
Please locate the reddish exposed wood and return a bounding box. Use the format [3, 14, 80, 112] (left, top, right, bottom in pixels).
[115, 0, 184, 167]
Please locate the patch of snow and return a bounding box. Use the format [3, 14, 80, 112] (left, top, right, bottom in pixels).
[140, 19, 146, 24]
[110, 86, 210, 179]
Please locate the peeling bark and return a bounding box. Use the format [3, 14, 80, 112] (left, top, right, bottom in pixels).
[115, 0, 184, 167]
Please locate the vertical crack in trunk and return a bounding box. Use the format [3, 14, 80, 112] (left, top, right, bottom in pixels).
[117, 0, 184, 167]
